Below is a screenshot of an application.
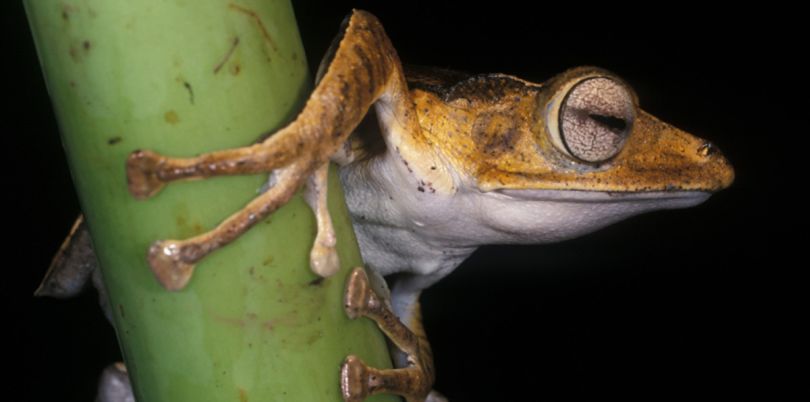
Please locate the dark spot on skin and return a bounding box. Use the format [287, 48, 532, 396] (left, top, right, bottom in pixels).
[417, 186, 425, 192]
[108, 136, 122, 145]
[474, 112, 520, 156]
[69, 81, 76, 88]
[308, 277, 325, 286]
[62, 11, 69, 20]
[431, 166, 436, 170]
[83, 40, 91, 50]
[118, 304, 125, 318]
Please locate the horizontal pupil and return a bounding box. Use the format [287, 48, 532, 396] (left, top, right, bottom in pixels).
[589, 113, 626, 132]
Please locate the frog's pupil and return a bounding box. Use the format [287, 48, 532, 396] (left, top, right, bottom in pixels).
[589, 114, 626, 132]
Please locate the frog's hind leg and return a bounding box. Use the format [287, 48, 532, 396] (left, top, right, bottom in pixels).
[36, 215, 97, 298]
[342, 268, 445, 402]
[39, 217, 136, 402]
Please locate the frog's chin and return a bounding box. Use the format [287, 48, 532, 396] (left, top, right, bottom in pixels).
[494, 188, 711, 208]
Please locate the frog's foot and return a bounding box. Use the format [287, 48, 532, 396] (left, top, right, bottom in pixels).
[304, 163, 340, 277]
[126, 150, 168, 200]
[146, 240, 196, 291]
[97, 362, 134, 402]
[341, 268, 436, 402]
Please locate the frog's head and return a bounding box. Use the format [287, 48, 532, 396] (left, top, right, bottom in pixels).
[464, 67, 734, 243]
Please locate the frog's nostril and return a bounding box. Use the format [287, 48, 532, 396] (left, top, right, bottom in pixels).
[697, 142, 717, 157]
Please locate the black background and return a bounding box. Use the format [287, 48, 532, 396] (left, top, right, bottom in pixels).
[7, 1, 793, 401]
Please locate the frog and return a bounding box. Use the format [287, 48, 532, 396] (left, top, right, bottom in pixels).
[38, 9, 734, 402]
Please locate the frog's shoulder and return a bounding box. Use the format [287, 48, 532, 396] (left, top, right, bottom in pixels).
[405, 65, 542, 103]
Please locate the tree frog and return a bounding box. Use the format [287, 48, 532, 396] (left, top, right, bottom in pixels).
[40, 10, 734, 402]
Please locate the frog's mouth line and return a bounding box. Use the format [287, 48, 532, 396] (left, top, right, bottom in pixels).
[494, 189, 712, 204]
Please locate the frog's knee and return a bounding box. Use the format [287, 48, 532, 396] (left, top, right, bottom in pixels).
[36, 216, 97, 298]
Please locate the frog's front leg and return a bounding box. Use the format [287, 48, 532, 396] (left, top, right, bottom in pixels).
[125, 10, 417, 290]
[130, 160, 311, 290]
[303, 163, 340, 277]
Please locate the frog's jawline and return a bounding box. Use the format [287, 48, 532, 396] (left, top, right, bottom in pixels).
[495, 189, 711, 205]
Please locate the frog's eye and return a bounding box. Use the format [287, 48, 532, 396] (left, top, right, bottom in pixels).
[551, 77, 635, 164]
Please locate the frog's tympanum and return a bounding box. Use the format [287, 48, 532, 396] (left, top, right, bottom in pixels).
[40, 10, 734, 402]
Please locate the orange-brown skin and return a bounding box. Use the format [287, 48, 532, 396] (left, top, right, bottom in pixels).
[408, 68, 734, 193]
[124, 10, 733, 402]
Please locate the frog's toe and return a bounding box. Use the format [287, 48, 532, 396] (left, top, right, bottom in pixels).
[126, 149, 167, 199]
[310, 242, 340, 277]
[344, 268, 373, 319]
[147, 240, 195, 291]
[340, 355, 372, 402]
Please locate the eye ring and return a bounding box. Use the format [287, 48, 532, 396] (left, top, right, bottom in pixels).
[551, 76, 636, 164]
